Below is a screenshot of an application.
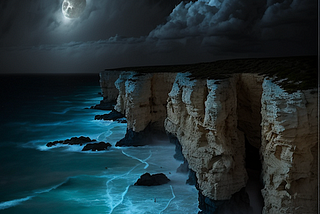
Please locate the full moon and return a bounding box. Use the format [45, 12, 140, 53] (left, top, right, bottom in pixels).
[62, 0, 86, 18]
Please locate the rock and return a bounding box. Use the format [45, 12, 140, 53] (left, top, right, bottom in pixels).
[260, 79, 318, 214]
[94, 109, 125, 121]
[113, 71, 176, 146]
[99, 71, 122, 103]
[101, 59, 318, 213]
[90, 100, 115, 110]
[165, 73, 248, 200]
[114, 72, 177, 133]
[82, 142, 112, 151]
[89, 70, 122, 110]
[176, 161, 189, 173]
[115, 118, 127, 123]
[116, 126, 152, 147]
[134, 173, 170, 186]
[198, 188, 252, 214]
[46, 136, 96, 147]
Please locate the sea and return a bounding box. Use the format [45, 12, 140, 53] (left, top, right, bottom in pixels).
[0, 74, 199, 214]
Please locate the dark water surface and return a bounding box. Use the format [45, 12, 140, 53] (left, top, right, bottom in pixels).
[0, 74, 198, 213]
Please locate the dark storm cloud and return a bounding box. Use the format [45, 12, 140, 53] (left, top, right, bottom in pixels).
[0, 0, 317, 73]
[148, 0, 317, 54]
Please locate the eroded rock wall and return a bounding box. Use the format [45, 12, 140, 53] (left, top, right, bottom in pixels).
[106, 69, 318, 213]
[164, 73, 248, 200]
[114, 72, 177, 133]
[260, 79, 318, 214]
[99, 71, 122, 102]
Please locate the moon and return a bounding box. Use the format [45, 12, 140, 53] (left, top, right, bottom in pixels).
[62, 0, 86, 19]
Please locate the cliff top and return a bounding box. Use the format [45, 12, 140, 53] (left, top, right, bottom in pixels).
[106, 55, 318, 92]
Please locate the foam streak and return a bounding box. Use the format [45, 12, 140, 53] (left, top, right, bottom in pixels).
[159, 185, 176, 214]
[121, 150, 152, 169]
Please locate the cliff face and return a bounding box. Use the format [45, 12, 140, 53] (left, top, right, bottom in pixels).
[99, 71, 122, 102]
[114, 71, 177, 132]
[164, 73, 249, 200]
[260, 79, 318, 214]
[100, 64, 318, 213]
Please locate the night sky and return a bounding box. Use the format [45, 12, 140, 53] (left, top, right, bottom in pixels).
[0, 0, 317, 73]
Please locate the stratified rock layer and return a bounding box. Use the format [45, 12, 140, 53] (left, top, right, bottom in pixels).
[260, 79, 318, 214]
[100, 64, 318, 213]
[114, 72, 177, 146]
[99, 71, 122, 102]
[165, 73, 248, 200]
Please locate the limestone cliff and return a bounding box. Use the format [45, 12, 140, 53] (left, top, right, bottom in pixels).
[92, 71, 122, 110]
[99, 71, 122, 102]
[165, 72, 248, 200]
[113, 71, 177, 146]
[260, 79, 318, 214]
[101, 56, 318, 213]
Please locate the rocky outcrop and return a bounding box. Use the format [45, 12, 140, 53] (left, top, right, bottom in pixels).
[134, 173, 170, 186]
[82, 142, 112, 151]
[114, 71, 177, 146]
[46, 136, 96, 147]
[91, 71, 122, 110]
[46, 137, 112, 152]
[260, 79, 318, 214]
[94, 109, 125, 122]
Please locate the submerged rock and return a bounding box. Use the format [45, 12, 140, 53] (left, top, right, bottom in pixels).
[94, 109, 125, 121]
[46, 136, 96, 147]
[90, 100, 116, 110]
[134, 173, 170, 186]
[82, 142, 112, 151]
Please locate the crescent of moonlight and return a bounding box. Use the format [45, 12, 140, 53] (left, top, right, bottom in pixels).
[62, 0, 86, 19]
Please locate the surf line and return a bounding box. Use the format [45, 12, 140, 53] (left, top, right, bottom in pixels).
[159, 185, 176, 214]
[121, 149, 152, 169]
[106, 150, 152, 213]
[0, 178, 69, 210]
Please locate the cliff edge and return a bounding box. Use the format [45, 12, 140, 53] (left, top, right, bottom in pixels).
[101, 56, 318, 213]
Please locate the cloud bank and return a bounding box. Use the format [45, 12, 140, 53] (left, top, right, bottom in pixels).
[0, 0, 317, 73]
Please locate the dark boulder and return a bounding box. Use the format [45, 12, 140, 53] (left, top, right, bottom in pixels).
[134, 173, 170, 186]
[46, 136, 96, 147]
[82, 142, 112, 151]
[94, 109, 125, 121]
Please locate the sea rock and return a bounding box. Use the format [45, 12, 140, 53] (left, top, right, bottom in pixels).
[82, 142, 112, 151]
[46, 136, 96, 147]
[134, 173, 170, 186]
[94, 109, 125, 121]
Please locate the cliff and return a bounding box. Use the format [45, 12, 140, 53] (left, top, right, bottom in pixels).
[101, 56, 318, 213]
[260, 79, 318, 214]
[113, 71, 177, 146]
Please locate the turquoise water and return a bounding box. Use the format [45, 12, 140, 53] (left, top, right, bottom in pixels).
[0, 74, 198, 214]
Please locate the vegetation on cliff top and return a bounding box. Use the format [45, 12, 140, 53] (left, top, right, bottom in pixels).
[106, 56, 318, 92]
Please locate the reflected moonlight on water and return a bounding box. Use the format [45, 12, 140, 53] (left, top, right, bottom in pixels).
[62, 0, 86, 18]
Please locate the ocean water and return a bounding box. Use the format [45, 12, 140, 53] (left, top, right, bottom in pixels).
[0, 74, 198, 214]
